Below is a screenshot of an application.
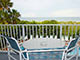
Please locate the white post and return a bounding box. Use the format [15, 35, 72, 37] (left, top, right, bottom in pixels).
[60, 25, 62, 40]
[19, 52, 22, 60]
[46, 26, 48, 38]
[75, 25, 77, 38]
[22, 25, 25, 41]
[26, 26, 28, 40]
[53, 26, 54, 38]
[70, 25, 73, 40]
[36, 26, 38, 38]
[68, 26, 70, 40]
[16, 25, 18, 39]
[8, 46, 10, 60]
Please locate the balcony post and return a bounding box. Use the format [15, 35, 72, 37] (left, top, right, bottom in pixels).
[60, 24, 62, 40]
[22, 25, 25, 41]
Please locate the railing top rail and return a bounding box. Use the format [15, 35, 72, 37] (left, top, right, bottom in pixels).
[0, 24, 80, 26]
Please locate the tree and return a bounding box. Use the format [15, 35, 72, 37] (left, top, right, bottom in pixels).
[8, 9, 20, 24]
[0, 0, 20, 24]
[0, 0, 13, 9]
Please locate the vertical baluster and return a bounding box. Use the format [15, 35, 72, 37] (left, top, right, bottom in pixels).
[7, 26, 9, 36]
[65, 26, 68, 41]
[6, 25, 9, 50]
[36, 26, 38, 38]
[49, 26, 50, 38]
[56, 26, 58, 39]
[39, 26, 41, 38]
[0, 29, 1, 52]
[32, 26, 34, 38]
[50, 26, 53, 38]
[13, 26, 15, 38]
[30, 26, 32, 39]
[1, 26, 3, 50]
[16, 25, 18, 39]
[42, 25, 44, 38]
[68, 26, 70, 40]
[2, 26, 4, 35]
[53, 25, 54, 38]
[29, 26, 31, 39]
[40, 26, 42, 38]
[60, 25, 63, 41]
[39, 26, 40, 38]
[71, 25, 73, 39]
[4, 26, 6, 49]
[75, 25, 77, 38]
[25, 25, 28, 40]
[4, 26, 6, 36]
[49, 26, 51, 38]
[46, 25, 48, 38]
[55, 26, 57, 39]
[0, 36, 3, 50]
[79, 26, 80, 35]
[63, 26, 65, 40]
[25, 26, 28, 39]
[1, 26, 6, 50]
[19, 25, 21, 39]
[70, 26, 72, 40]
[19, 25, 22, 41]
[22, 25, 25, 41]
[64, 26, 66, 40]
[10, 26, 12, 37]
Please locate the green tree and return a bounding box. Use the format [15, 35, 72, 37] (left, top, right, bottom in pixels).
[0, 0, 20, 24]
[0, 0, 13, 8]
[9, 9, 20, 24]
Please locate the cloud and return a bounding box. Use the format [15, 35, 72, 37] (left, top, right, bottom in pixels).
[11, 0, 80, 17]
[22, 12, 36, 17]
[11, 0, 65, 11]
[51, 9, 80, 17]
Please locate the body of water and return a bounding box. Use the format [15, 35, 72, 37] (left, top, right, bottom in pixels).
[20, 17, 80, 22]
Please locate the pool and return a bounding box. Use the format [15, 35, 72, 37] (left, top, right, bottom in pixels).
[28, 51, 63, 60]
[26, 48, 79, 60]
[68, 48, 80, 56]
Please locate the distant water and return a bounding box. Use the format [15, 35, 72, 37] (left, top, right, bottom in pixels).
[20, 17, 80, 22]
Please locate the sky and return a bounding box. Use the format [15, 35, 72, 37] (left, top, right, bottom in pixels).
[11, 0, 80, 17]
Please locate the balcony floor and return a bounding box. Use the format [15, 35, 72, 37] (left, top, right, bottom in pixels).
[0, 52, 80, 60]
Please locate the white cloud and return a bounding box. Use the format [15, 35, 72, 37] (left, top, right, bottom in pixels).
[11, 0, 66, 11]
[11, 0, 80, 17]
[51, 9, 80, 17]
[22, 12, 36, 17]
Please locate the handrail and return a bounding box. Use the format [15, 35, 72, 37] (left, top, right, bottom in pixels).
[0, 24, 80, 52]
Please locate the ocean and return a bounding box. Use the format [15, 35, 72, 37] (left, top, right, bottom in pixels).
[20, 17, 80, 22]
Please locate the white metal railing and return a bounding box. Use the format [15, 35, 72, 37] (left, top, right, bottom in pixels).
[0, 24, 80, 51]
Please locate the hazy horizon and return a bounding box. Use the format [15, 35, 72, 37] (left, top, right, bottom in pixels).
[20, 17, 80, 22]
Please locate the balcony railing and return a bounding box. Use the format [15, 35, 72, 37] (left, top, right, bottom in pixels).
[0, 24, 80, 51]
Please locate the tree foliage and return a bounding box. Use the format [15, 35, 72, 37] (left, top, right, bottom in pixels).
[0, 0, 20, 24]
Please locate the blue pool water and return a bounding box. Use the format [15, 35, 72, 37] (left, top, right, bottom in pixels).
[69, 48, 80, 55]
[26, 48, 80, 60]
[21, 46, 80, 60]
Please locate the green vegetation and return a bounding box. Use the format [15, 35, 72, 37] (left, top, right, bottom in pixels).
[18, 20, 80, 24]
[0, 0, 20, 24]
